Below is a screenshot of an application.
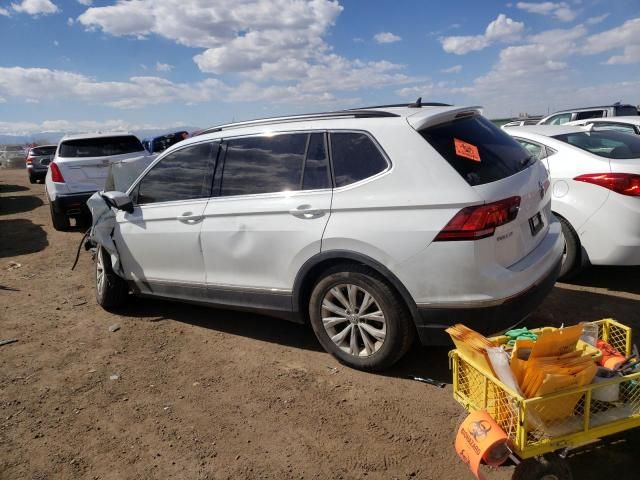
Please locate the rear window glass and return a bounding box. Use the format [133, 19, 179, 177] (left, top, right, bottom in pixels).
[59, 136, 144, 158]
[31, 146, 56, 156]
[552, 131, 640, 159]
[420, 115, 531, 186]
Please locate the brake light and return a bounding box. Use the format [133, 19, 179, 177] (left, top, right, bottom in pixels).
[435, 196, 521, 241]
[574, 173, 640, 197]
[50, 162, 65, 183]
[26, 156, 33, 165]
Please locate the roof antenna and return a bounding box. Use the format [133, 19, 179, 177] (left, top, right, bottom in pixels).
[408, 97, 422, 108]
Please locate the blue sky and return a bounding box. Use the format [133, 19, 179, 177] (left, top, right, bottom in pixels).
[0, 0, 638, 135]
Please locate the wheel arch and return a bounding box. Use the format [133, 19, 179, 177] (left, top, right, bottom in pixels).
[292, 250, 420, 326]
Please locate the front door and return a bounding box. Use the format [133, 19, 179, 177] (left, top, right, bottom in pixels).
[114, 141, 218, 300]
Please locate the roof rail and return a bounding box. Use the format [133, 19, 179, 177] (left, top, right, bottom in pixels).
[352, 100, 452, 110]
[194, 109, 401, 136]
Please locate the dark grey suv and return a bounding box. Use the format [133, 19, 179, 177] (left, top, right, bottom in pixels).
[26, 145, 56, 183]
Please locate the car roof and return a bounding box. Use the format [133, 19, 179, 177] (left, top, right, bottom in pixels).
[550, 104, 636, 114]
[30, 144, 57, 149]
[60, 131, 137, 142]
[567, 116, 640, 126]
[506, 125, 589, 137]
[193, 102, 480, 136]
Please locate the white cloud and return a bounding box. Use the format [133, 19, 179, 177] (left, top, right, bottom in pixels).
[586, 13, 609, 26]
[79, 0, 343, 76]
[11, 0, 59, 16]
[155, 62, 173, 72]
[373, 32, 401, 44]
[441, 65, 463, 74]
[0, 6, 11, 16]
[582, 17, 640, 65]
[0, 64, 414, 109]
[0, 119, 189, 136]
[0, 96, 6, 103]
[516, 2, 576, 22]
[53, 40, 59, 46]
[77, 0, 92, 5]
[441, 14, 524, 54]
[67, 16, 73, 25]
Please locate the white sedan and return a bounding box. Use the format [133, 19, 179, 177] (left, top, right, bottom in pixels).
[505, 125, 640, 278]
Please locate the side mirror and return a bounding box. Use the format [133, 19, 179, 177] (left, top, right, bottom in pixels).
[101, 191, 134, 213]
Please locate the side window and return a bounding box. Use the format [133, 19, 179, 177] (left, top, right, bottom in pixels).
[221, 133, 307, 196]
[575, 110, 605, 120]
[330, 132, 388, 188]
[515, 139, 545, 160]
[547, 113, 572, 125]
[136, 142, 216, 205]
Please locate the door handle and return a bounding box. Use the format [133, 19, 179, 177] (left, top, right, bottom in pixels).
[289, 205, 324, 219]
[177, 212, 204, 224]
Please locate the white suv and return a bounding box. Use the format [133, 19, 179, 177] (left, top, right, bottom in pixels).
[45, 132, 148, 230]
[93, 104, 564, 370]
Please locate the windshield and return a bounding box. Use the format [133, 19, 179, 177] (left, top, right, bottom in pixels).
[552, 130, 640, 159]
[59, 136, 144, 158]
[31, 146, 56, 156]
[421, 115, 532, 186]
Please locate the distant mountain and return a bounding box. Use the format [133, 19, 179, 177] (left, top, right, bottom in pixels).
[0, 127, 200, 146]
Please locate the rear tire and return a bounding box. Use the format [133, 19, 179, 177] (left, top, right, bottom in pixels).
[95, 245, 128, 309]
[49, 201, 70, 231]
[28, 174, 36, 184]
[558, 216, 581, 280]
[308, 264, 414, 371]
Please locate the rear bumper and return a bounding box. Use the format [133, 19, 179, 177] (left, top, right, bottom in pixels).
[51, 192, 95, 217]
[415, 258, 561, 345]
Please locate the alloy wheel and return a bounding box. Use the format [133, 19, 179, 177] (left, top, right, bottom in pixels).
[321, 284, 386, 357]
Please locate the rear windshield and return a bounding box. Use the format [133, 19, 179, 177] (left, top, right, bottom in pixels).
[59, 136, 144, 158]
[31, 146, 56, 156]
[616, 106, 639, 116]
[420, 115, 531, 186]
[552, 130, 640, 159]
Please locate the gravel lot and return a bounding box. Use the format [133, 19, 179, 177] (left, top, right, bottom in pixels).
[2, 167, 640, 480]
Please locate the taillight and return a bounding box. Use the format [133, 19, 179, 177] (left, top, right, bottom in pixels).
[26, 156, 33, 165]
[435, 196, 521, 241]
[50, 162, 65, 183]
[574, 173, 640, 197]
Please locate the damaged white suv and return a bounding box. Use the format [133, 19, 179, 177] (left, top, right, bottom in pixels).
[91, 102, 564, 370]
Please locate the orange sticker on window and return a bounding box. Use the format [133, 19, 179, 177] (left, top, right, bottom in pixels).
[454, 138, 481, 162]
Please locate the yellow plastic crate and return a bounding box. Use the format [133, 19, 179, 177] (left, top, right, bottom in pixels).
[450, 319, 640, 459]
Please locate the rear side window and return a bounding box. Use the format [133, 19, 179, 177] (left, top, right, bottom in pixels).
[59, 136, 144, 158]
[31, 146, 56, 156]
[136, 142, 216, 204]
[330, 132, 388, 187]
[552, 131, 640, 159]
[545, 113, 572, 125]
[615, 106, 639, 116]
[420, 115, 530, 186]
[220, 133, 330, 196]
[575, 110, 605, 120]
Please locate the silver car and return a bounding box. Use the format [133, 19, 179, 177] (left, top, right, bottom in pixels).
[26, 145, 57, 183]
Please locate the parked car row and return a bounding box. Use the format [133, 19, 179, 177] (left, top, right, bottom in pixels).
[41, 99, 640, 371]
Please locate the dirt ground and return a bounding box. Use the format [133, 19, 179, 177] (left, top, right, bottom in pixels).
[2, 167, 640, 480]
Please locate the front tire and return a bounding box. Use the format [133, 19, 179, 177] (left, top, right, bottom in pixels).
[49, 201, 70, 231]
[95, 245, 128, 309]
[308, 265, 414, 371]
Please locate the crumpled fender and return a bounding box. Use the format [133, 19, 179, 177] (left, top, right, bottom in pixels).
[87, 192, 123, 275]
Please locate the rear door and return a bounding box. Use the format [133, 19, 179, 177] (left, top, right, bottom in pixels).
[200, 132, 332, 294]
[113, 141, 217, 297]
[420, 115, 552, 267]
[56, 136, 146, 193]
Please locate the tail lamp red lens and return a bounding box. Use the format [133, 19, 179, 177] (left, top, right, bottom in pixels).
[435, 196, 521, 241]
[574, 173, 640, 197]
[50, 162, 65, 183]
[26, 156, 33, 165]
